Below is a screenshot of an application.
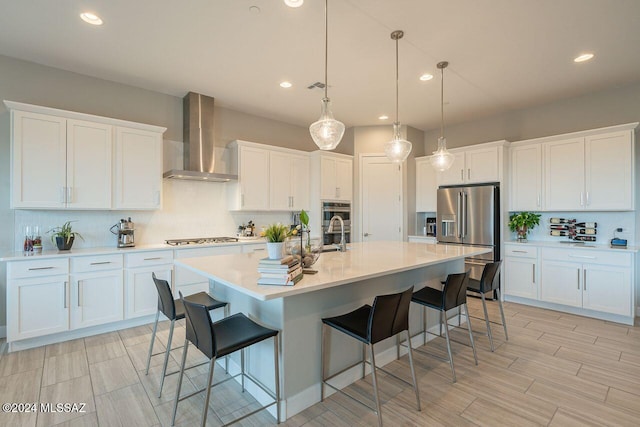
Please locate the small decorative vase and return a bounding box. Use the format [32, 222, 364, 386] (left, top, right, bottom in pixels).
[266, 242, 284, 260]
[56, 236, 75, 251]
[516, 226, 528, 242]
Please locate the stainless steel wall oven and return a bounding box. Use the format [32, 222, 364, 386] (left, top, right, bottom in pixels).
[321, 201, 351, 249]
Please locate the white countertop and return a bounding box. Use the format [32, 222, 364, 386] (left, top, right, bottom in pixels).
[174, 241, 491, 301]
[0, 238, 267, 262]
[504, 240, 639, 253]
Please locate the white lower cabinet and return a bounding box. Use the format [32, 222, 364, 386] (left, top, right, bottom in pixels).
[540, 248, 633, 317]
[7, 258, 70, 341]
[504, 244, 538, 299]
[70, 254, 123, 329]
[124, 251, 174, 319]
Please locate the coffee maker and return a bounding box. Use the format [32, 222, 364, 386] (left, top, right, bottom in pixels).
[110, 217, 135, 248]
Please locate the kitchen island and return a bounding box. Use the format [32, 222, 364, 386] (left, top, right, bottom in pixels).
[174, 241, 491, 420]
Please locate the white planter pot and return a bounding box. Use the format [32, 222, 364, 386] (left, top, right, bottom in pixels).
[266, 242, 284, 260]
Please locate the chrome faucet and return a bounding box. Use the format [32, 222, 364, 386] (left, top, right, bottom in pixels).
[327, 215, 347, 252]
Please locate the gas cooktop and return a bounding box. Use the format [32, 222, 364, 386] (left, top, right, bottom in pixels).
[165, 237, 239, 246]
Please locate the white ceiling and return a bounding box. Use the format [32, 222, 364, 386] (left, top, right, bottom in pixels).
[1, 0, 639, 131]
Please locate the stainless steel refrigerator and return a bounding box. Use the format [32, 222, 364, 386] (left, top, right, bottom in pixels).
[437, 183, 500, 291]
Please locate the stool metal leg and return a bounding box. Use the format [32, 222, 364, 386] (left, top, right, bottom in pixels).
[201, 356, 216, 427]
[422, 305, 427, 344]
[480, 292, 495, 351]
[362, 342, 366, 379]
[439, 311, 443, 337]
[171, 339, 189, 427]
[368, 344, 383, 427]
[273, 334, 281, 424]
[464, 303, 478, 365]
[224, 304, 230, 373]
[497, 288, 509, 340]
[145, 310, 160, 375]
[241, 348, 246, 392]
[405, 330, 421, 411]
[158, 319, 175, 397]
[320, 324, 327, 401]
[441, 310, 456, 383]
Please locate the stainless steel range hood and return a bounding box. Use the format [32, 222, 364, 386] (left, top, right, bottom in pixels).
[163, 92, 237, 182]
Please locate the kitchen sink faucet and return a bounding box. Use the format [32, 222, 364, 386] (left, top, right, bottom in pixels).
[327, 215, 347, 252]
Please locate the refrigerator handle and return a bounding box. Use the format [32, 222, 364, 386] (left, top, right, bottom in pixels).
[457, 192, 463, 238]
[461, 191, 468, 238]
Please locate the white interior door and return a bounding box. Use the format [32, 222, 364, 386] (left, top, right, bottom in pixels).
[361, 155, 403, 242]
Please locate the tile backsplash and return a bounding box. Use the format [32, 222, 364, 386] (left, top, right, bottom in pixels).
[507, 211, 635, 245]
[12, 179, 296, 251]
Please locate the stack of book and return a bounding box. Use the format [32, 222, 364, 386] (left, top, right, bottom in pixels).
[257, 255, 303, 286]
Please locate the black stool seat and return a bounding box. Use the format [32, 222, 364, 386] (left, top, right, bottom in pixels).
[321, 288, 420, 426]
[411, 286, 445, 310]
[209, 313, 278, 359]
[172, 294, 280, 426]
[322, 305, 372, 344]
[146, 273, 229, 399]
[173, 292, 227, 321]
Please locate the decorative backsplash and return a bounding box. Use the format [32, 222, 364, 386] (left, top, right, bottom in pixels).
[548, 218, 597, 242]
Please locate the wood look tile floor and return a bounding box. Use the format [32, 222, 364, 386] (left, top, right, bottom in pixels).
[1, 299, 639, 426]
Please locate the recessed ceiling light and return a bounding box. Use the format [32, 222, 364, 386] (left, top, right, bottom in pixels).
[280, 81, 292, 88]
[80, 12, 103, 26]
[249, 6, 261, 14]
[378, 115, 389, 120]
[284, 0, 304, 7]
[419, 73, 433, 81]
[574, 53, 594, 63]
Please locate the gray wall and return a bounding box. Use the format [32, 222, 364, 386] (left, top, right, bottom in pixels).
[423, 81, 640, 151]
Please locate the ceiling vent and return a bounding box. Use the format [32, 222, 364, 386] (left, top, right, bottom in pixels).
[307, 81, 326, 90]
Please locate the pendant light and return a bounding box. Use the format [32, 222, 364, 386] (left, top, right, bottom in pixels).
[309, 0, 345, 150]
[384, 30, 412, 163]
[429, 61, 454, 171]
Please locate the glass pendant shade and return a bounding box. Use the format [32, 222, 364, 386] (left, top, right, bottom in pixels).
[384, 122, 412, 163]
[310, 97, 345, 150]
[429, 136, 455, 171]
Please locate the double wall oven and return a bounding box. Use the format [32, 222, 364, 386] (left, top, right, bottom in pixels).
[321, 201, 351, 250]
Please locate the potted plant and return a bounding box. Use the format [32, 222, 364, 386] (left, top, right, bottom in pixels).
[48, 221, 84, 250]
[261, 223, 295, 259]
[508, 212, 541, 242]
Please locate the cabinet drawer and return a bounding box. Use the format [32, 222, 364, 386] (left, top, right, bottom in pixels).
[541, 248, 631, 267]
[8, 258, 69, 279]
[71, 254, 123, 273]
[504, 244, 537, 258]
[125, 250, 173, 268]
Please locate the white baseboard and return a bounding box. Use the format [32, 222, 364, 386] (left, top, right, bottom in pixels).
[0, 326, 6, 339]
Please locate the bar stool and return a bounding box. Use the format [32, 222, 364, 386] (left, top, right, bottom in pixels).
[467, 260, 508, 351]
[410, 271, 477, 383]
[321, 287, 420, 427]
[146, 273, 228, 397]
[171, 292, 280, 427]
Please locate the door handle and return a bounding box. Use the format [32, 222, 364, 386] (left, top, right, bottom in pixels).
[90, 261, 112, 265]
[467, 168, 471, 180]
[144, 257, 163, 261]
[28, 266, 55, 271]
[460, 169, 464, 181]
[577, 268, 580, 289]
[532, 264, 535, 283]
[457, 192, 463, 238]
[512, 250, 527, 253]
[461, 191, 468, 238]
[585, 192, 590, 206]
[583, 270, 587, 291]
[364, 232, 371, 237]
[580, 192, 584, 206]
[67, 187, 72, 204]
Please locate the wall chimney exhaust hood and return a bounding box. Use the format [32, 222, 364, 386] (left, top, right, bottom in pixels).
[163, 92, 238, 182]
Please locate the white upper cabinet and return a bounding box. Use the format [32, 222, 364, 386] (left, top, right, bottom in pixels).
[10, 112, 112, 209]
[5, 101, 166, 210]
[314, 152, 353, 201]
[437, 142, 505, 186]
[584, 131, 633, 210]
[415, 156, 437, 212]
[10, 110, 67, 209]
[67, 119, 113, 209]
[227, 140, 310, 211]
[510, 144, 542, 211]
[269, 151, 310, 211]
[544, 137, 585, 210]
[113, 127, 163, 209]
[544, 128, 635, 211]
